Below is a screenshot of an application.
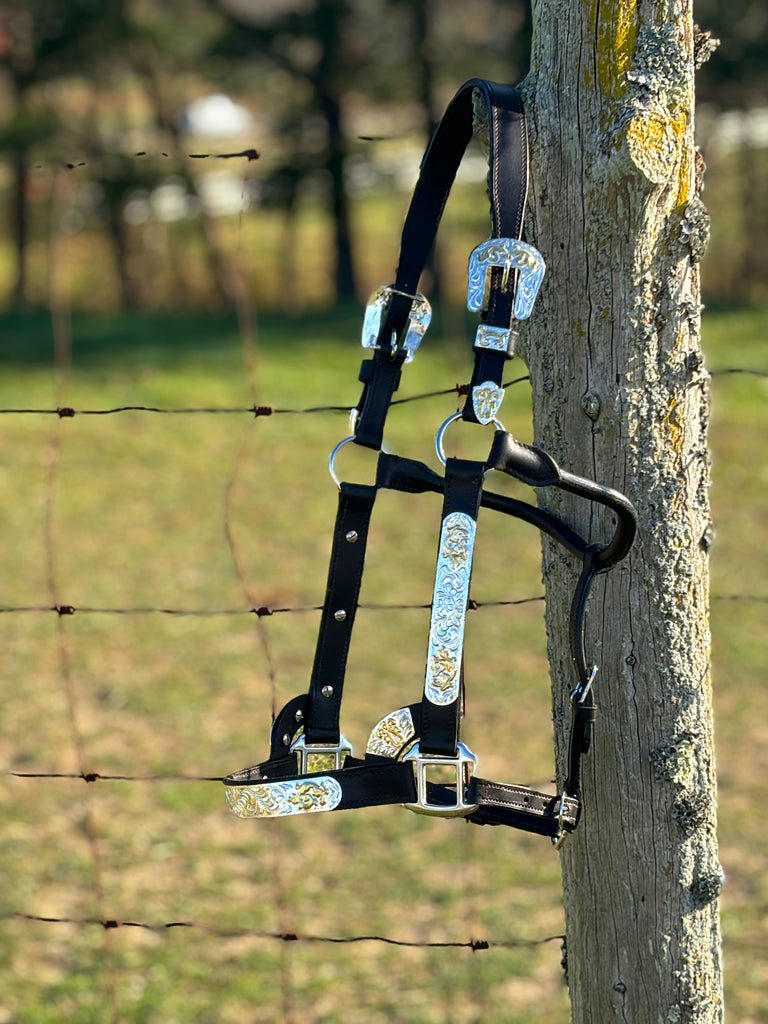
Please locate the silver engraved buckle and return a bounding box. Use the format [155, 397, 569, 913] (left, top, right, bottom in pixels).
[402, 741, 479, 817]
[290, 733, 352, 774]
[361, 285, 432, 362]
[466, 238, 545, 320]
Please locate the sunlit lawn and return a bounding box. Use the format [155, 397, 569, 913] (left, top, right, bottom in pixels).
[0, 304, 765, 1022]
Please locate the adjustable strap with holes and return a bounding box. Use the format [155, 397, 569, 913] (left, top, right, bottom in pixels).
[303, 482, 376, 748]
[222, 78, 637, 844]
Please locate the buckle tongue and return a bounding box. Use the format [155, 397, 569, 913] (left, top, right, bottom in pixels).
[361, 285, 432, 362]
[403, 741, 478, 817]
[467, 238, 545, 320]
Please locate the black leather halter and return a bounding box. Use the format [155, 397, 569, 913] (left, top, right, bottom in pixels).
[223, 79, 636, 844]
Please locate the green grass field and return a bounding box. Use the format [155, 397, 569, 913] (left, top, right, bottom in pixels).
[0, 304, 765, 1023]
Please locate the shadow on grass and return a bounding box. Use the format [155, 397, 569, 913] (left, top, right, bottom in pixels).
[0, 305, 369, 369]
[0, 298, 471, 373]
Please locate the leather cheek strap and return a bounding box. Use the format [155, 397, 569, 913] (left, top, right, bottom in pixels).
[305, 482, 377, 745]
[354, 79, 528, 450]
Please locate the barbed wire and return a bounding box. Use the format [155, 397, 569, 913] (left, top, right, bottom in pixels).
[4, 912, 564, 952]
[0, 593, 763, 619]
[0, 368, 761, 421]
[0, 596, 545, 618]
[39, 149, 261, 170]
[0, 378, 526, 419]
[710, 367, 768, 378]
[8, 771, 222, 781]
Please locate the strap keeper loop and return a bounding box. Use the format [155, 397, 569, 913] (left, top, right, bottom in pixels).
[473, 324, 518, 358]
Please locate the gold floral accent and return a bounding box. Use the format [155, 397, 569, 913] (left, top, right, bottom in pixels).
[427, 648, 459, 694]
[441, 516, 473, 569]
[366, 707, 415, 758]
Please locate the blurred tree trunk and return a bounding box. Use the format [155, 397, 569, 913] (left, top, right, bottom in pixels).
[205, 0, 357, 303]
[318, 80, 356, 300]
[104, 193, 139, 311]
[130, 47, 234, 308]
[315, 0, 356, 301]
[12, 150, 28, 310]
[522, 1, 723, 1020]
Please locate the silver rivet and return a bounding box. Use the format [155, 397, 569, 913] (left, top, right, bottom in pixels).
[321, 685, 334, 698]
[294, 710, 304, 723]
[281, 733, 291, 746]
[345, 530, 358, 543]
[334, 609, 347, 622]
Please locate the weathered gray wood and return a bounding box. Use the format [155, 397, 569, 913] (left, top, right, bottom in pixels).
[521, 2, 723, 1020]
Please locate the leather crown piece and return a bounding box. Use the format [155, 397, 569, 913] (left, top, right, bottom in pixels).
[223, 79, 637, 845]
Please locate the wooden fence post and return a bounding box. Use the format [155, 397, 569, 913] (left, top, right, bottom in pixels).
[521, 2, 724, 1019]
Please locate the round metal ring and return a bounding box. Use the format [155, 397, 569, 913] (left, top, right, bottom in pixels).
[434, 412, 505, 466]
[328, 435, 356, 489]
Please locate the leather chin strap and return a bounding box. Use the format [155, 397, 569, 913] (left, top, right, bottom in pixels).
[223, 79, 637, 844]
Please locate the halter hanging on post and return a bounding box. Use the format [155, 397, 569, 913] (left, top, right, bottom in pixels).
[223, 79, 637, 845]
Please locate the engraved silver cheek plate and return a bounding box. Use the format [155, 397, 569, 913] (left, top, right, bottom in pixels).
[467, 238, 545, 320]
[424, 511, 476, 706]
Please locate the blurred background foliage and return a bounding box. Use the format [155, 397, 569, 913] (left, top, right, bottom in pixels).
[1, 0, 766, 319]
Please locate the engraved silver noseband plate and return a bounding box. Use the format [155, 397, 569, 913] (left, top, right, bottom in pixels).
[225, 777, 343, 818]
[467, 238, 545, 320]
[424, 511, 476, 706]
[361, 285, 432, 362]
